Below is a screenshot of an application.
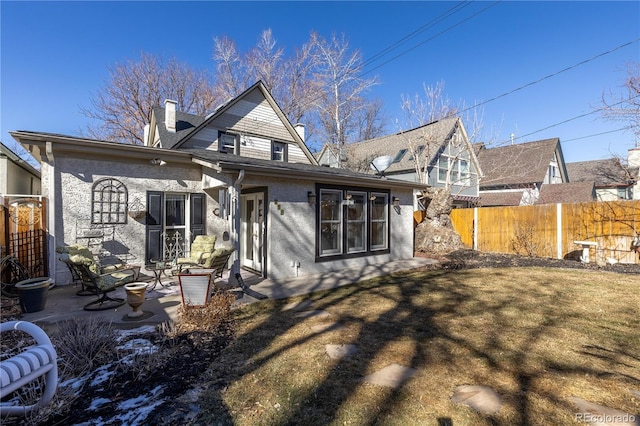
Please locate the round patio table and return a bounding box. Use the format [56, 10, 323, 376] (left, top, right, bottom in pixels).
[147, 260, 174, 291]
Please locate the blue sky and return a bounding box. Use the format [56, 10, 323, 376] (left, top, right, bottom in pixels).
[2, 1, 639, 165]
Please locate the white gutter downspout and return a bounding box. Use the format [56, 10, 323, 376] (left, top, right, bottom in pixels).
[45, 142, 56, 283]
[230, 170, 245, 284]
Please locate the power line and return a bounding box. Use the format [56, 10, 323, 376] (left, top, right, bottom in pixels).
[561, 127, 632, 143]
[362, 1, 502, 76]
[362, 1, 473, 69]
[504, 94, 640, 144]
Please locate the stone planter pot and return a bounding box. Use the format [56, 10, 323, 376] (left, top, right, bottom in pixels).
[124, 282, 148, 318]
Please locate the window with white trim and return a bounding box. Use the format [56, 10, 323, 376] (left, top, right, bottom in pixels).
[272, 141, 287, 161]
[438, 155, 472, 187]
[219, 132, 237, 154]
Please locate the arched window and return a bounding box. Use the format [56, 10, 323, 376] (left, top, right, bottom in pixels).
[92, 178, 128, 224]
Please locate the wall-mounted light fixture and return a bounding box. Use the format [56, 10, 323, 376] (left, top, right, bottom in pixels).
[392, 197, 400, 208]
[369, 195, 377, 201]
[345, 193, 353, 200]
[150, 158, 167, 166]
[307, 191, 317, 206]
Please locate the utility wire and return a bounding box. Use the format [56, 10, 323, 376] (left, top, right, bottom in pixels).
[362, 1, 502, 76]
[362, 1, 473, 69]
[561, 127, 632, 143]
[504, 94, 640, 145]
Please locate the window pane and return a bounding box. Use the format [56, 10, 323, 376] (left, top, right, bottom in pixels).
[165, 194, 185, 226]
[438, 156, 448, 182]
[370, 193, 388, 250]
[347, 193, 365, 253]
[320, 190, 342, 255]
[272, 142, 285, 161]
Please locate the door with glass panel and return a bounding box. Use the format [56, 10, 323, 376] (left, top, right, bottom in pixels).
[240, 192, 264, 273]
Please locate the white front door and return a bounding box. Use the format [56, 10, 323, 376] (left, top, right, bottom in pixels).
[241, 192, 264, 273]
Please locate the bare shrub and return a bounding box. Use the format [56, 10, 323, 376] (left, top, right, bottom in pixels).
[52, 316, 117, 376]
[510, 223, 552, 257]
[178, 289, 236, 336]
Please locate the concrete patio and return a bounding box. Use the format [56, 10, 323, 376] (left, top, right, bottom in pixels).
[13, 257, 438, 328]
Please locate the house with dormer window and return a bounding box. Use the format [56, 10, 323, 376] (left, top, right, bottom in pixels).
[12, 81, 424, 286]
[316, 117, 483, 209]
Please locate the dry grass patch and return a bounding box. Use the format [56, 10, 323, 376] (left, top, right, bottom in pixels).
[198, 267, 639, 425]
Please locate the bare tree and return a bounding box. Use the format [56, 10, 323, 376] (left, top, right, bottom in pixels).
[212, 36, 250, 101]
[398, 81, 461, 185]
[212, 30, 320, 140]
[309, 32, 381, 147]
[82, 52, 219, 145]
[600, 62, 640, 147]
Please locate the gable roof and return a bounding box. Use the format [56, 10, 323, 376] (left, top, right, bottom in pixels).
[566, 158, 638, 188]
[537, 181, 596, 204]
[476, 138, 565, 188]
[330, 117, 471, 173]
[171, 81, 318, 165]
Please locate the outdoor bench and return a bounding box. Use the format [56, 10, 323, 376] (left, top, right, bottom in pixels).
[0, 320, 58, 417]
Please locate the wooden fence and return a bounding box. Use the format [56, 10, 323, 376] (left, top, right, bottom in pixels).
[0, 196, 48, 277]
[450, 200, 640, 265]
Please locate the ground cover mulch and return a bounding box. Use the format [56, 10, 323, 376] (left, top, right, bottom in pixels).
[430, 249, 640, 274]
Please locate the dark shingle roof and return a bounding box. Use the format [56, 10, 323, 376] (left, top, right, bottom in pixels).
[340, 117, 460, 174]
[476, 138, 560, 188]
[153, 107, 206, 149]
[537, 181, 595, 204]
[566, 158, 637, 187]
[182, 148, 425, 189]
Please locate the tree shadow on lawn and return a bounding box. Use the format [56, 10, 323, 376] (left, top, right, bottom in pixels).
[198, 267, 640, 425]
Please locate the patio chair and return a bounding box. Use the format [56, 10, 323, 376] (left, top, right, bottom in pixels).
[176, 235, 217, 272]
[58, 251, 139, 311]
[57, 245, 140, 296]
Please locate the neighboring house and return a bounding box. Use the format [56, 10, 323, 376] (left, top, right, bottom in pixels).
[12, 81, 424, 285]
[317, 117, 482, 209]
[566, 148, 640, 201]
[474, 138, 570, 207]
[0, 141, 41, 196]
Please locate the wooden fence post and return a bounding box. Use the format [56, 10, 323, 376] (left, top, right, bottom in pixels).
[556, 203, 563, 259]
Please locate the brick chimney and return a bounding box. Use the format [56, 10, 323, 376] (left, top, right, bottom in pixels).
[165, 99, 177, 133]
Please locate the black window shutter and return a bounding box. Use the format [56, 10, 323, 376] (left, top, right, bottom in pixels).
[190, 193, 206, 240]
[146, 191, 164, 264]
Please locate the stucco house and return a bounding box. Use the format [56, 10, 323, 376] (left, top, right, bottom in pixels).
[566, 147, 640, 201]
[474, 138, 575, 206]
[316, 117, 482, 209]
[0, 141, 41, 196]
[11, 81, 424, 286]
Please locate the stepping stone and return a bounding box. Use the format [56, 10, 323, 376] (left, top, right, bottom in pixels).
[630, 389, 640, 399]
[362, 363, 417, 389]
[325, 344, 357, 359]
[295, 310, 330, 319]
[569, 397, 637, 425]
[310, 322, 344, 333]
[451, 385, 502, 415]
[282, 300, 314, 311]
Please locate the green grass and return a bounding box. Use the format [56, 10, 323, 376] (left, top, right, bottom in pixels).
[198, 267, 640, 425]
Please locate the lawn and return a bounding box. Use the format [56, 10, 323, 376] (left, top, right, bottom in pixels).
[198, 267, 639, 425]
